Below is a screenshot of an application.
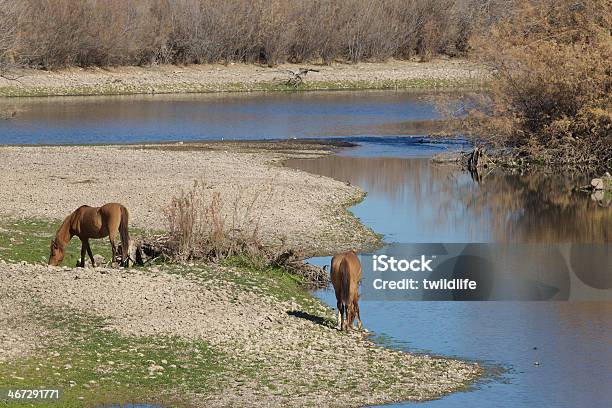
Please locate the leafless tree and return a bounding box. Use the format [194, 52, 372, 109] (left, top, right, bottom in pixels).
[0, 0, 21, 80]
[0, 0, 503, 68]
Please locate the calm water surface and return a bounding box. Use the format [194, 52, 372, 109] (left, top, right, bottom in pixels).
[0, 91, 439, 144]
[1, 91, 609, 407]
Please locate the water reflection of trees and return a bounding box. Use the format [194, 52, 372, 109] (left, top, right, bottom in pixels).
[460, 170, 612, 242]
[286, 156, 456, 208]
[286, 156, 612, 243]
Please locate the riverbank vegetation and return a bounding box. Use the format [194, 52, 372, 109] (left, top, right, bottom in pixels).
[461, 0, 611, 169]
[0, 0, 608, 168]
[161, 180, 330, 286]
[0, 0, 493, 69]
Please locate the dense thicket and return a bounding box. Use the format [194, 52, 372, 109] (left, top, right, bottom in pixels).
[0, 0, 492, 68]
[465, 0, 612, 167]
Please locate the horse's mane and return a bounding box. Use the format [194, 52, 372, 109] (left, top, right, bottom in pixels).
[55, 206, 90, 247]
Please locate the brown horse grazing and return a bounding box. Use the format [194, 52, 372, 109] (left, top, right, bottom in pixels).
[49, 203, 130, 268]
[330, 250, 363, 331]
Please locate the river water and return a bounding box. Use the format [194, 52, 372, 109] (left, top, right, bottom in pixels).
[287, 139, 612, 408]
[0, 91, 439, 144]
[1, 91, 610, 407]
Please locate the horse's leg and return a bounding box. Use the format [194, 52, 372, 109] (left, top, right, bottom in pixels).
[78, 239, 86, 268]
[85, 240, 96, 267]
[336, 299, 342, 329]
[341, 304, 347, 331]
[346, 303, 355, 331]
[109, 233, 118, 267]
[355, 299, 363, 331]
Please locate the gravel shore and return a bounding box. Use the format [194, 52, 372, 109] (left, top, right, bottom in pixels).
[0, 59, 488, 97]
[0, 261, 481, 407]
[0, 141, 378, 256]
[0, 141, 482, 406]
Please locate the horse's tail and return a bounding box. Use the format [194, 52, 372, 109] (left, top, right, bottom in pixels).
[340, 258, 350, 308]
[119, 206, 130, 266]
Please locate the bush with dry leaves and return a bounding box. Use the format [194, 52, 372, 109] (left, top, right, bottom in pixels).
[464, 0, 611, 168]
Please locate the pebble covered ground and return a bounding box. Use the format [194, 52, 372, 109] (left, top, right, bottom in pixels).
[0, 141, 481, 406]
[0, 59, 488, 97]
[0, 141, 378, 256]
[0, 261, 481, 407]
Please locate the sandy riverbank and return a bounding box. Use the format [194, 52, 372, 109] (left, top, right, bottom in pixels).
[0, 259, 481, 407]
[0, 59, 488, 97]
[0, 140, 482, 406]
[0, 141, 379, 256]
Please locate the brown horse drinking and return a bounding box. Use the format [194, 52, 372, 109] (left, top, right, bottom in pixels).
[49, 203, 130, 267]
[330, 250, 363, 331]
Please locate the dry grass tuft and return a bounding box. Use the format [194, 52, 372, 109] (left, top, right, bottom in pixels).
[162, 180, 329, 285]
[164, 180, 272, 264]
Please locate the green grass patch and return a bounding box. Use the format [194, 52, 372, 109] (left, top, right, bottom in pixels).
[0, 219, 112, 266]
[0, 216, 327, 314]
[223, 257, 314, 306]
[0, 305, 227, 408]
[143, 258, 332, 324]
[156, 258, 330, 318]
[0, 218, 149, 267]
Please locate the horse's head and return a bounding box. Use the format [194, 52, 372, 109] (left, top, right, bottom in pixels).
[48, 239, 64, 266]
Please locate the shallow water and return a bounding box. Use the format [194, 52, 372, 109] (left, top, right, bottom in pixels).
[287, 140, 612, 407]
[0, 91, 440, 144]
[287, 142, 612, 244]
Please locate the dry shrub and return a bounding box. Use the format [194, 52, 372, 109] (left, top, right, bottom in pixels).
[162, 180, 329, 285]
[2, 0, 171, 67]
[164, 180, 273, 264]
[0, 0, 488, 68]
[465, 0, 612, 168]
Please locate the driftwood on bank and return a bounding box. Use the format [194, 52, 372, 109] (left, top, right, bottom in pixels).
[269, 249, 329, 287]
[465, 147, 492, 172]
[114, 235, 171, 267]
[590, 172, 612, 191]
[285, 68, 319, 87]
[120, 235, 330, 287]
[456, 147, 495, 182]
